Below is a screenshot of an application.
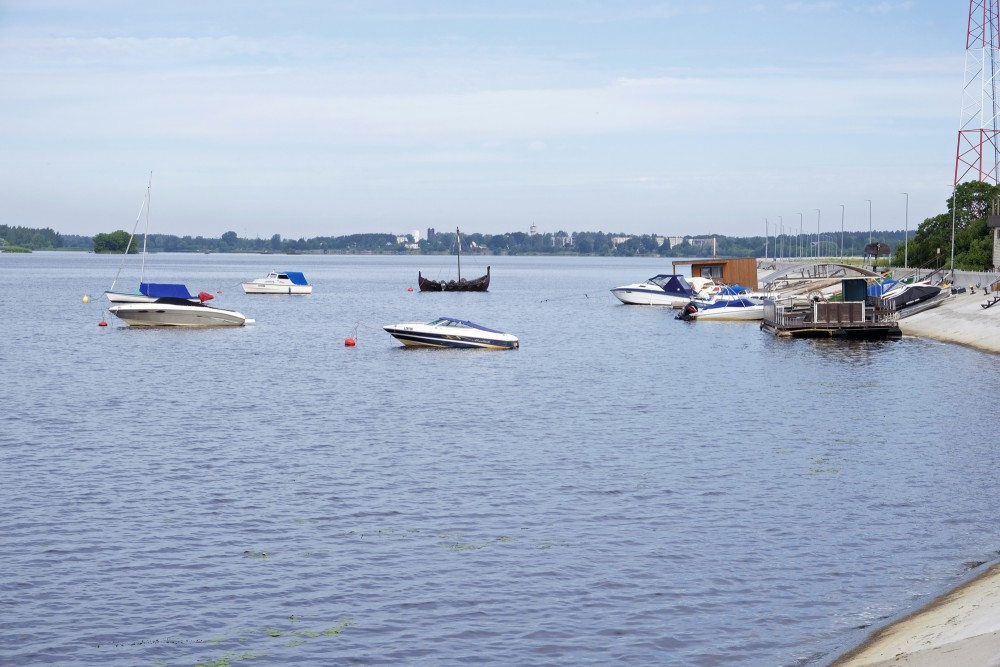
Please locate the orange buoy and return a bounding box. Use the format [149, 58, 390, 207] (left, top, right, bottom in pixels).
[407, 287, 414, 292]
[345, 338, 356, 347]
[99, 320, 108, 327]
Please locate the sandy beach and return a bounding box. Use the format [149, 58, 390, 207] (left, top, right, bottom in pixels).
[825, 287, 1000, 666]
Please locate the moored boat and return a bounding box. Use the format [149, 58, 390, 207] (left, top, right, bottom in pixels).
[677, 296, 764, 321]
[104, 174, 210, 305]
[611, 274, 699, 306]
[109, 291, 249, 327]
[879, 279, 948, 318]
[383, 316, 518, 349]
[241, 270, 312, 294]
[106, 282, 202, 304]
[418, 227, 490, 292]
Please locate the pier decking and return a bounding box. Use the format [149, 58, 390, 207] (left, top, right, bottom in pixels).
[761, 299, 901, 338]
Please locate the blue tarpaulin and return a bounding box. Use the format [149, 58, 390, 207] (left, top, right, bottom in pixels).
[140, 283, 195, 299]
[283, 272, 309, 286]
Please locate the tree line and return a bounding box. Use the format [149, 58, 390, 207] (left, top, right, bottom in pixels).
[3, 196, 995, 268]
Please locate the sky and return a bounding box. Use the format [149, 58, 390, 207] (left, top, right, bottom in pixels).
[0, 1, 972, 240]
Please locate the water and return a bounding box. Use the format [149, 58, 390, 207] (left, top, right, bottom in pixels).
[2, 251, 999, 666]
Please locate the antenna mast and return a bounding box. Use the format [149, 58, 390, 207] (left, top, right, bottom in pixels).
[955, 0, 1000, 185]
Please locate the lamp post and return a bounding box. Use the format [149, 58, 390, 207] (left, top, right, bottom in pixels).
[764, 218, 769, 261]
[867, 199, 872, 245]
[815, 209, 820, 258]
[798, 212, 803, 258]
[779, 215, 783, 259]
[950, 185, 957, 280]
[840, 204, 845, 258]
[901, 192, 908, 268]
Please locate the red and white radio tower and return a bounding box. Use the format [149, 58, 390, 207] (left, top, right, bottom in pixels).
[955, 0, 1000, 185]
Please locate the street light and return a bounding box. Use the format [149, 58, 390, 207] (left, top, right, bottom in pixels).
[798, 212, 803, 258]
[840, 204, 845, 258]
[950, 185, 957, 280]
[779, 215, 783, 259]
[867, 199, 872, 245]
[815, 209, 820, 258]
[901, 192, 908, 269]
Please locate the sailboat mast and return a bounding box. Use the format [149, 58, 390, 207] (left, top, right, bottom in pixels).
[140, 171, 152, 281]
[456, 226, 462, 281]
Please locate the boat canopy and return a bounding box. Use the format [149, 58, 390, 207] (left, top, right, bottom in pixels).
[703, 297, 758, 309]
[430, 317, 504, 333]
[140, 283, 194, 299]
[281, 271, 309, 285]
[650, 274, 696, 296]
[868, 280, 898, 297]
[718, 284, 752, 295]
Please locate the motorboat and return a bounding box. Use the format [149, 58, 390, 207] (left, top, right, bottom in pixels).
[106, 282, 202, 304]
[676, 286, 764, 321]
[879, 279, 948, 318]
[610, 274, 711, 306]
[108, 292, 250, 327]
[383, 317, 518, 349]
[676, 296, 764, 321]
[241, 270, 313, 294]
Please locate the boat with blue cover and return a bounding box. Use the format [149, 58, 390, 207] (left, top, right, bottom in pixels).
[241, 270, 313, 294]
[611, 274, 717, 306]
[383, 317, 518, 349]
[676, 285, 765, 321]
[106, 281, 202, 304]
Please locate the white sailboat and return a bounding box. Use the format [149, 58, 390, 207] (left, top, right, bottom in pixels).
[104, 174, 200, 304]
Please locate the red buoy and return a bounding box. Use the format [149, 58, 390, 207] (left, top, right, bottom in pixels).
[345, 338, 356, 347]
[407, 287, 414, 292]
[99, 320, 108, 327]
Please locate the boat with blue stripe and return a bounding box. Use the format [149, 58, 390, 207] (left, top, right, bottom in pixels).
[383, 317, 519, 349]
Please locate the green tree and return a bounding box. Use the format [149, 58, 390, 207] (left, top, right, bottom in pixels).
[93, 230, 135, 254]
[220, 230, 238, 251]
[900, 181, 999, 270]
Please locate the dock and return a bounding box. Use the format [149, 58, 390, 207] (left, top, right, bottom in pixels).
[760, 277, 901, 339]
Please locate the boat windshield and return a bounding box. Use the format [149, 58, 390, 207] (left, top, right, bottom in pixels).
[429, 317, 472, 328]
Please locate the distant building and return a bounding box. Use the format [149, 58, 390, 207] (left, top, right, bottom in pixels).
[529, 223, 538, 236]
[688, 237, 718, 256]
[412, 229, 421, 243]
[668, 236, 685, 248]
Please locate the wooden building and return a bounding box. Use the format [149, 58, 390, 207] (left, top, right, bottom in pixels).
[671, 257, 759, 289]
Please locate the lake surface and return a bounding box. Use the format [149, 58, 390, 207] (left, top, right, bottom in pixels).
[3, 251, 999, 666]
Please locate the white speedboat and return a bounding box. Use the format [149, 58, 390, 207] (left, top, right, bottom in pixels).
[610, 274, 707, 306]
[676, 290, 764, 321]
[383, 317, 519, 349]
[109, 294, 249, 327]
[689, 298, 764, 321]
[241, 271, 312, 294]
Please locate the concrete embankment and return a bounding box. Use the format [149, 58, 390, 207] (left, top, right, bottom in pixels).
[825, 287, 1000, 666]
[897, 287, 1000, 355]
[827, 562, 1000, 667]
